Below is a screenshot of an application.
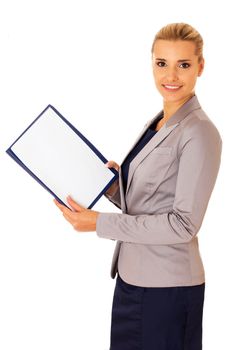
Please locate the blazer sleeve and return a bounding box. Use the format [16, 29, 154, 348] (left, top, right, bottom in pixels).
[96, 120, 222, 245]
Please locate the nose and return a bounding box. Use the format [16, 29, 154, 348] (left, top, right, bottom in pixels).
[165, 67, 179, 82]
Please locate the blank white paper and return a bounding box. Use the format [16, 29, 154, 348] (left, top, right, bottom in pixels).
[11, 107, 115, 209]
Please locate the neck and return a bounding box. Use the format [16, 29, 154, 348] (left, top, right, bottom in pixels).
[163, 92, 195, 120]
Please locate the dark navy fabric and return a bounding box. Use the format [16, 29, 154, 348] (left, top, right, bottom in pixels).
[121, 114, 163, 195]
[110, 274, 205, 350]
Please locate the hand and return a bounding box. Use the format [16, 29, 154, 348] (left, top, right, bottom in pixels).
[105, 160, 120, 196]
[54, 196, 100, 232]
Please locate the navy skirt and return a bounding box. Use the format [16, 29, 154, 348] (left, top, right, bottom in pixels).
[110, 274, 205, 350]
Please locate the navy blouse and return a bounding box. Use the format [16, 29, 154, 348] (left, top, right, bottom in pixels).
[121, 113, 164, 195]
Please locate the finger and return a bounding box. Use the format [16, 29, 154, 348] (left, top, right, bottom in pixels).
[54, 198, 66, 211]
[105, 160, 119, 171]
[54, 199, 73, 217]
[62, 210, 76, 223]
[54, 199, 79, 227]
[105, 160, 116, 168]
[67, 196, 86, 212]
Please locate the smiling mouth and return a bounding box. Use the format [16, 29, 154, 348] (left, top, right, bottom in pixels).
[162, 84, 183, 91]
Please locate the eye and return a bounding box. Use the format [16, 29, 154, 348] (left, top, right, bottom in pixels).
[156, 61, 166, 67]
[180, 62, 190, 69]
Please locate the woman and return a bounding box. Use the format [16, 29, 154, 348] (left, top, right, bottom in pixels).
[54, 23, 222, 350]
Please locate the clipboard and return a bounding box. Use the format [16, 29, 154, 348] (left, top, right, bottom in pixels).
[6, 105, 119, 209]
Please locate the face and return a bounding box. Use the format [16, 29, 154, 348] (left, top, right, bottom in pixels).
[152, 40, 204, 103]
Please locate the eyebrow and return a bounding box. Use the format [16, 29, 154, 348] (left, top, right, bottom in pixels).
[155, 58, 192, 62]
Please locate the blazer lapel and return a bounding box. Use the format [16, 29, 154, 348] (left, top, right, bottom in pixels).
[121, 109, 164, 165]
[125, 123, 178, 195]
[119, 94, 201, 210]
[118, 110, 164, 212]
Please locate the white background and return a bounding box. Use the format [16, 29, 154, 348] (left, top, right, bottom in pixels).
[0, 0, 240, 349]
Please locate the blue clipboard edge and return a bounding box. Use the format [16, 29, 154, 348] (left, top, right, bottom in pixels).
[6, 104, 119, 209]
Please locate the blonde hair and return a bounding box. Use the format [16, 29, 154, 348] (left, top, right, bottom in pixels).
[151, 22, 204, 63]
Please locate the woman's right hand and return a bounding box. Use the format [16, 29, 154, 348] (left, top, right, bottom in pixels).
[105, 160, 120, 196]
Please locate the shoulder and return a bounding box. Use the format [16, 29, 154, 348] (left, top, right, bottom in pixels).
[175, 108, 223, 162]
[179, 107, 222, 149]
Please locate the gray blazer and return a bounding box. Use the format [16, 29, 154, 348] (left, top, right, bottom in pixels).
[96, 95, 222, 287]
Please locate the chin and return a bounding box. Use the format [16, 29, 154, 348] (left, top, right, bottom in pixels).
[160, 92, 186, 103]
[158, 88, 193, 103]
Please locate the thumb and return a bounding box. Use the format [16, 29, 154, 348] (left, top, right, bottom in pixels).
[67, 196, 86, 212]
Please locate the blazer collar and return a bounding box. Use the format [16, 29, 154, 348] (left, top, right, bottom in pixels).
[119, 94, 202, 209]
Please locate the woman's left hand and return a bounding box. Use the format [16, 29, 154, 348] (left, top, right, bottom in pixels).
[54, 196, 100, 232]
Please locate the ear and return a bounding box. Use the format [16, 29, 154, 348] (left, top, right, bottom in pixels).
[198, 58, 205, 76]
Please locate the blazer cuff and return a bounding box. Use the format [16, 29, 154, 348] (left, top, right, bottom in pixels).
[96, 212, 118, 240]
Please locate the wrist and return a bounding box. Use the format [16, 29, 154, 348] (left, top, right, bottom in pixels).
[93, 211, 100, 231]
